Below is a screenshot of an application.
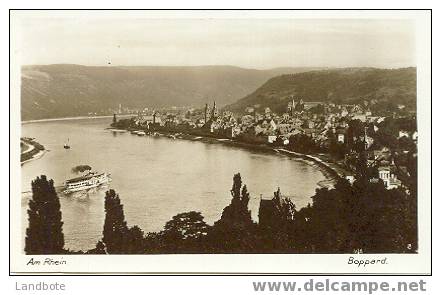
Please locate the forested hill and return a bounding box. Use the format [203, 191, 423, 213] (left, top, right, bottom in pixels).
[21, 64, 323, 120]
[224, 67, 416, 114]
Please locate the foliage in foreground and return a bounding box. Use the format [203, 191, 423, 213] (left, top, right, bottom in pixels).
[26, 171, 417, 254]
[25, 175, 64, 254]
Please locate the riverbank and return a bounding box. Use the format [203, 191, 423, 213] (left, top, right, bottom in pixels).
[119, 128, 348, 189]
[22, 114, 133, 124]
[199, 137, 343, 189]
[275, 149, 347, 178]
[20, 138, 46, 165]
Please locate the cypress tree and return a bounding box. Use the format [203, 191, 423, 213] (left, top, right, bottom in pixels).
[210, 173, 256, 252]
[216, 173, 253, 227]
[102, 189, 129, 254]
[25, 175, 64, 254]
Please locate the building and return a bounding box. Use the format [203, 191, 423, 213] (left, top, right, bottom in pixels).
[211, 101, 218, 119]
[352, 114, 367, 122]
[204, 103, 210, 124]
[378, 166, 402, 189]
[336, 128, 346, 143]
[303, 101, 322, 110]
[267, 135, 277, 143]
[245, 106, 254, 114]
[135, 111, 154, 126]
[398, 130, 410, 138]
[412, 131, 418, 141]
[258, 188, 294, 228]
[345, 174, 355, 184]
[287, 97, 306, 115]
[341, 107, 349, 117]
[230, 126, 242, 138]
[202, 101, 218, 130]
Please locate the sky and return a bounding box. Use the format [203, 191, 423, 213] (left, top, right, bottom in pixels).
[13, 12, 416, 69]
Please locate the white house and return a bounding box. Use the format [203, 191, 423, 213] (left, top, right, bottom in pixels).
[412, 131, 418, 141]
[345, 174, 355, 184]
[398, 130, 410, 138]
[267, 135, 277, 143]
[378, 166, 402, 190]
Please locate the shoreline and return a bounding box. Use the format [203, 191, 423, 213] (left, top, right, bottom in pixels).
[121, 128, 344, 189]
[22, 114, 133, 124]
[21, 149, 47, 166]
[275, 149, 344, 179]
[20, 138, 46, 165]
[211, 138, 341, 188]
[22, 117, 345, 189]
[212, 139, 342, 188]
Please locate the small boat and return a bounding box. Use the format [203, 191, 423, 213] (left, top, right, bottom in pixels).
[137, 131, 146, 136]
[63, 171, 112, 194]
[64, 138, 71, 149]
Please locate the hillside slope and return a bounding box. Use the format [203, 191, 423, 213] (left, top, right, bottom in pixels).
[225, 67, 416, 114]
[21, 64, 322, 120]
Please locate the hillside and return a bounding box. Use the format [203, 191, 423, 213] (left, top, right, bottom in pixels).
[225, 67, 416, 114]
[21, 64, 323, 120]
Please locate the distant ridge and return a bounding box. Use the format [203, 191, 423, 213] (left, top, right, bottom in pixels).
[21, 64, 325, 120]
[224, 67, 416, 114]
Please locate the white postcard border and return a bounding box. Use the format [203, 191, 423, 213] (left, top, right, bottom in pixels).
[10, 9, 431, 275]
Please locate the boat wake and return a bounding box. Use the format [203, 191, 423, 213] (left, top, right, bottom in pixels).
[64, 183, 110, 200]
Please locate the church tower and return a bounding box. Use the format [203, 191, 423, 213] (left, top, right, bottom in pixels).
[204, 103, 209, 124]
[291, 97, 296, 116]
[364, 126, 369, 150]
[211, 101, 218, 119]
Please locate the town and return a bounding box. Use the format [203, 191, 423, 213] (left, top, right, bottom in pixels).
[111, 98, 417, 192]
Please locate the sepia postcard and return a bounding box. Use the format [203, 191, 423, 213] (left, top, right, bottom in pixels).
[9, 9, 431, 274]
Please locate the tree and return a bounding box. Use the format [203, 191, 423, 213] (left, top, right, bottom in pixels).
[347, 119, 366, 152]
[160, 211, 210, 253]
[302, 175, 417, 254]
[258, 188, 295, 229]
[25, 175, 64, 254]
[86, 241, 106, 254]
[288, 134, 320, 154]
[308, 104, 325, 114]
[308, 179, 355, 253]
[398, 136, 416, 152]
[350, 180, 414, 253]
[102, 189, 129, 254]
[209, 173, 258, 253]
[125, 225, 145, 254]
[291, 204, 314, 253]
[216, 173, 253, 227]
[163, 211, 209, 240]
[111, 117, 135, 129]
[258, 188, 297, 253]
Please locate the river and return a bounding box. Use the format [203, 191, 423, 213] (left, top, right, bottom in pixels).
[21, 117, 327, 251]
